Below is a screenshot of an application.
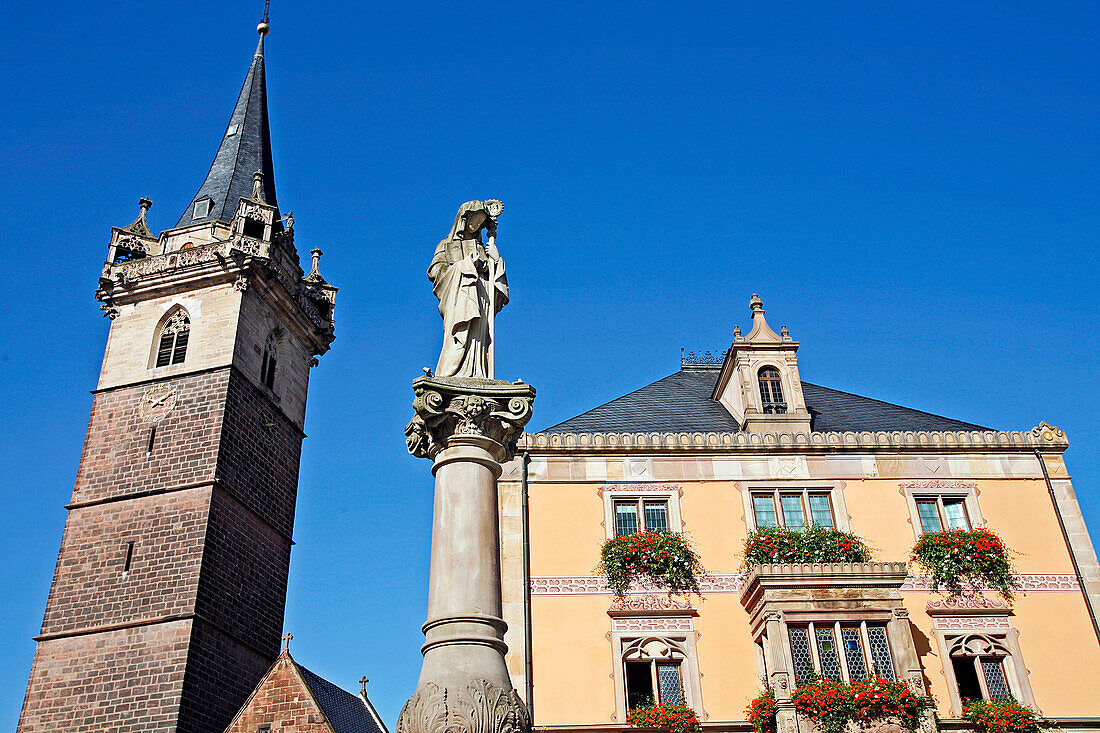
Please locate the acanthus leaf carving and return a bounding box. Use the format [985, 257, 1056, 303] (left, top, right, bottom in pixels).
[397, 680, 530, 733]
[406, 379, 535, 462]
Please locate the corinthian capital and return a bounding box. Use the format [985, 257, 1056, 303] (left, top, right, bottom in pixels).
[397, 680, 530, 733]
[405, 377, 536, 462]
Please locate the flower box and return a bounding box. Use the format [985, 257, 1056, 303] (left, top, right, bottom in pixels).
[910, 528, 1017, 600]
[744, 525, 872, 567]
[962, 699, 1054, 733]
[598, 531, 704, 597]
[627, 703, 701, 733]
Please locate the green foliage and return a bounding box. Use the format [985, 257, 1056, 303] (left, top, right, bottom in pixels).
[626, 703, 701, 733]
[790, 678, 935, 733]
[743, 524, 872, 567]
[597, 531, 704, 597]
[963, 699, 1055, 733]
[746, 685, 777, 733]
[910, 528, 1018, 600]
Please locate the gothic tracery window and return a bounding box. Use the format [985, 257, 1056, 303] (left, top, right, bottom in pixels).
[947, 634, 1015, 703]
[758, 367, 786, 414]
[621, 637, 687, 711]
[260, 333, 277, 389]
[155, 310, 190, 367]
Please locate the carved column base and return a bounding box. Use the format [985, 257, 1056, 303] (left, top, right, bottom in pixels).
[397, 680, 530, 733]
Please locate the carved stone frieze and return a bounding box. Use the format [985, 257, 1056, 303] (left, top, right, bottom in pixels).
[396, 680, 530, 733]
[405, 377, 535, 462]
[608, 595, 695, 614]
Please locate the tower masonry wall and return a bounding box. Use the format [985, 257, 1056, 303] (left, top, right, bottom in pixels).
[18, 619, 193, 733]
[98, 285, 243, 391]
[72, 369, 229, 506]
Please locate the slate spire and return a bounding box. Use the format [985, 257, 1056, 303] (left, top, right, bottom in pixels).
[176, 24, 279, 227]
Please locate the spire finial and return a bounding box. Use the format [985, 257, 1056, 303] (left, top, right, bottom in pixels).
[281, 632, 293, 652]
[360, 676, 369, 695]
[258, 0, 271, 36]
[750, 293, 764, 313]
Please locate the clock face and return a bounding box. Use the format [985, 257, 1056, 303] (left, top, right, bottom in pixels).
[139, 385, 177, 423]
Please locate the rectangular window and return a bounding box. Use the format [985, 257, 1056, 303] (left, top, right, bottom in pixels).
[656, 663, 684, 705]
[614, 498, 671, 536]
[625, 661, 655, 710]
[615, 502, 639, 537]
[644, 501, 669, 532]
[789, 623, 894, 682]
[917, 496, 971, 533]
[753, 495, 779, 528]
[809, 494, 835, 528]
[980, 658, 1011, 700]
[752, 490, 836, 529]
[781, 495, 807, 529]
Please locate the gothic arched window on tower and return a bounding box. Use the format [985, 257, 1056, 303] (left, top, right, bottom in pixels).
[758, 366, 787, 414]
[260, 334, 277, 389]
[155, 310, 190, 367]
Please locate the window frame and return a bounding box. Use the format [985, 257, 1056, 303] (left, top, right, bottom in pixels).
[743, 482, 850, 532]
[934, 630, 1035, 715]
[612, 634, 702, 722]
[149, 307, 192, 370]
[601, 485, 683, 541]
[613, 497, 671, 537]
[901, 483, 984, 539]
[757, 366, 787, 414]
[785, 620, 896, 683]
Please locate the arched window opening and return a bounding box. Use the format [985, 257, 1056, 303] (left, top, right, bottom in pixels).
[758, 367, 786, 414]
[260, 334, 277, 389]
[622, 638, 686, 710]
[155, 310, 190, 367]
[948, 634, 1014, 703]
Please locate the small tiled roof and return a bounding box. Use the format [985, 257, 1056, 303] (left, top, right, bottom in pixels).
[296, 664, 386, 733]
[543, 367, 986, 434]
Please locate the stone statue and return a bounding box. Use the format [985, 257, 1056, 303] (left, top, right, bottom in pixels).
[429, 200, 507, 379]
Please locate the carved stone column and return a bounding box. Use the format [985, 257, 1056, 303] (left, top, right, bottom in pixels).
[398, 376, 536, 733]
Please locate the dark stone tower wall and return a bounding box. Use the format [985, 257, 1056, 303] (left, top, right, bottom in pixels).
[18, 367, 304, 733]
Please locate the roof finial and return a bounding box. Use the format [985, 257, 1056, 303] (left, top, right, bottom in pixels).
[360, 676, 369, 695]
[745, 293, 782, 343]
[258, 0, 271, 36]
[281, 632, 293, 652]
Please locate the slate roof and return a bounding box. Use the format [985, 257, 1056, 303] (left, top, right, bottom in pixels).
[297, 663, 386, 733]
[543, 366, 987, 434]
[176, 34, 280, 228]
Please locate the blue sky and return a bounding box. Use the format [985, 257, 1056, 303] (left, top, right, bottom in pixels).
[0, 1, 1097, 728]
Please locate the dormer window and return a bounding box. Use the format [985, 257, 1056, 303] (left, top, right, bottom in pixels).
[758, 367, 786, 414]
[155, 310, 190, 367]
[242, 216, 266, 239]
[192, 199, 212, 220]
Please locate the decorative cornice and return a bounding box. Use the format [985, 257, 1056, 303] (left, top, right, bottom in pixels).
[531, 573, 1080, 596]
[520, 424, 1068, 453]
[608, 595, 696, 616]
[926, 593, 1012, 615]
[899, 480, 977, 490]
[597, 483, 683, 497]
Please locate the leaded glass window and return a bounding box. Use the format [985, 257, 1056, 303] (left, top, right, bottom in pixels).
[657, 663, 684, 705]
[788, 627, 815, 684]
[944, 500, 970, 530]
[841, 626, 868, 680]
[981, 659, 1011, 700]
[790, 623, 893, 683]
[614, 498, 671, 536]
[815, 627, 842, 680]
[866, 625, 896, 680]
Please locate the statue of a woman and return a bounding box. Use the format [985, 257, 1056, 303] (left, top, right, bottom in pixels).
[429, 200, 507, 379]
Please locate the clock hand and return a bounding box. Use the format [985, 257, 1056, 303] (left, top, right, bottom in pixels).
[151, 392, 173, 407]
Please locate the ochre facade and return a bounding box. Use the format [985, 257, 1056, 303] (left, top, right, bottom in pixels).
[499, 299, 1100, 732]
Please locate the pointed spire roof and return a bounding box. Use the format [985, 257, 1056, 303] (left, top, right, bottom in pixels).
[176, 27, 279, 228]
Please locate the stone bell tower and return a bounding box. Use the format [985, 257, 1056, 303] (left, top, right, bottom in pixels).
[17, 18, 337, 733]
